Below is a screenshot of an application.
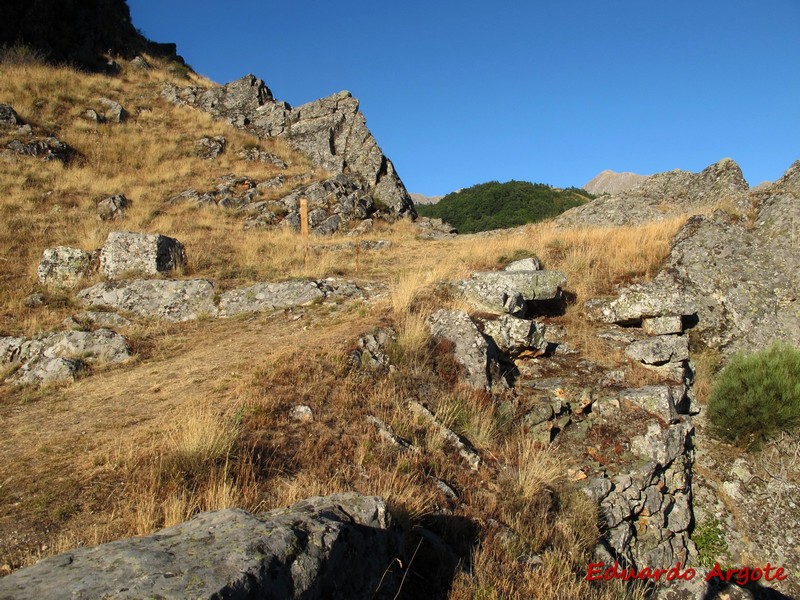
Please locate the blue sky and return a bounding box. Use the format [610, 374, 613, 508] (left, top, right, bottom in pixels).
[128, 1, 799, 195]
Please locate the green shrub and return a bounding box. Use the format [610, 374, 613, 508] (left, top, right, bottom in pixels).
[707, 342, 800, 447]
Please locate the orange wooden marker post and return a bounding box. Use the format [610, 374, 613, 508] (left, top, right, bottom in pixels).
[300, 198, 309, 269]
[300, 198, 309, 239]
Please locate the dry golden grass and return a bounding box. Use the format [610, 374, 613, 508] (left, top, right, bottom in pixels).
[1, 57, 691, 598]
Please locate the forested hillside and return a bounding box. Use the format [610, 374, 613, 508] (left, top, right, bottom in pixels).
[416, 180, 592, 233]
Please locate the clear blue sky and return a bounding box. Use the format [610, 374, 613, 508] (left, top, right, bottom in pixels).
[128, 1, 799, 195]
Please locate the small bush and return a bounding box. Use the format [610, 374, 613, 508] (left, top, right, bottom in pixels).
[707, 342, 800, 447]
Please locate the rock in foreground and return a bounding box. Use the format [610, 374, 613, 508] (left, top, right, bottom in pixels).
[0, 493, 402, 600]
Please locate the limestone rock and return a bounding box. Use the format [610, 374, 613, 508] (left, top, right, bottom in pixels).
[480, 314, 547, 355]
[428, 309, 490, 390]
[237, 147, 286, 167]
[196, 135, 226, 159]
[99, 231, 186, 279]
[642, 315, 683, 335]
[96, 194, 130, 221]
[218, 281, 324, 316]
[504, 257, 541, 271]
[556, 158, 750, 227]
[625, 335, 689, 365]
[5, 135, 73, 162]
[64, 311, 133, 330]
[98, 97, 127, 123]
[414, 217, 457, 240]
[463, 270, 567, 316]
[0, 493, 402, 600]
[13, 356, 86, 386]
[0, 104, 21, 126]
[37, 246, 93, 288]
[78, 279, 217, 322]
[162, 75, 415, 221]
[617, 386, 680, 422]
[350, 328, 395, 371]
[600, 161, 800, 355]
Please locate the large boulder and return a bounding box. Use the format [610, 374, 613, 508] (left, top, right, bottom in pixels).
[0, 493, 403, 599]
[37, 246, 93, 288]
[99, 231, 186, 279]
[557, 158, 750, 228]
[77, 279, 217, 322]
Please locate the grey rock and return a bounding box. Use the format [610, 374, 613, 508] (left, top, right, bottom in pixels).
[414, 217, 457, 239]
[480, 314, 547, 355]
[463, 270, 567, 316]
[666, 492, 692, 532]
[237, 147, 287, 167]
[428, 309, 490, 390]
[129, 56, 151, 70]
[37, 246, 93, 288]
[618, 386, 679, 422]
[5, 135, 73, 162]
[219, 281, 324, 316]
[78, 279, 217, 322]
[504, 257, 541, 271]
[98, 97, 127, 123]
[23, 293, 46, 308]
[12, 356, 86, 386]
[366, 416, 415, 452]
[642, 315, 683, 335]
[96, 194, 130, 221]
[0, 493, 402, 600]
[197, 135, 226, 159]
[82, 108, 101, 122]
[587, 285, 696, 326]
[100, 231, 187, 279]
[290, 405, 313, 422]
[625, 335, 689, 365]
[631, 420, 693, 467]
[557, 158, 750, 227]
[0, 103, 21, 126]
[64, 311, 133, 330]
[350, 329, 394, 371]
[408, 399, 480, 469]
[2, 329, 130, 386]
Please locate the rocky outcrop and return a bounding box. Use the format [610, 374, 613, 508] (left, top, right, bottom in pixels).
[77, 279, 217, 322]
[99, 231, 186, 279]
[162, 75, 415, 229]
[589, 160, 800, 355]
[0, 493, 403, 599]
[1, 104, 74, 162]
[557, 159, 750, 228]
[218, 280, 324, 316]
[1, 329, 130, 385]
[583, 169, 647, 196]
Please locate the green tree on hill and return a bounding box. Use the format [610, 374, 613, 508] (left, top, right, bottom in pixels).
[415, 180, 592, 233]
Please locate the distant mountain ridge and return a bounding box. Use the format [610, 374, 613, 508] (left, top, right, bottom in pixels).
[409, 193, 444, 205]
[583, 169, 647, 195]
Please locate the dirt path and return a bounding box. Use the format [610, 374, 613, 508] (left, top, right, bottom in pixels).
[0, 306, 378, 564]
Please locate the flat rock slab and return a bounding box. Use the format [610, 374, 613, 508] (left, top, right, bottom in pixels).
[464, 270, 566, 316]
[37, 246, 93, 288]
[0, 493, 402, 600]
[218, 280, 324, 316]
[78, 279, 217, 322]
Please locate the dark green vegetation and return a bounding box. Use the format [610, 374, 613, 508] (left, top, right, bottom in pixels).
[707, 342, 800, 447]
[416, 181, 592, 233]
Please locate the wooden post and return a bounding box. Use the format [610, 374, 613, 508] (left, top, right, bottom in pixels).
[300, 198, 309, 239]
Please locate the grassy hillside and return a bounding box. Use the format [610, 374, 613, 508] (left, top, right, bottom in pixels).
[416, 180, 592, 233]
[0, 54, 688, 599]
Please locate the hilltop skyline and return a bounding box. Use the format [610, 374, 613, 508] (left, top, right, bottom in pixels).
[128, 0, 800, 195]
